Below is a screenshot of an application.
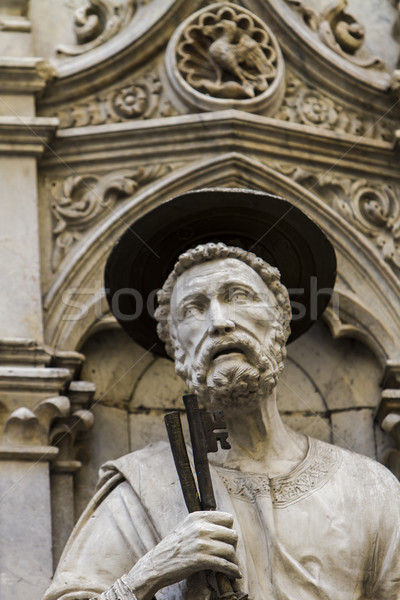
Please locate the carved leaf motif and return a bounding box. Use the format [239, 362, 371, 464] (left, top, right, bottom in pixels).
[55, 0, 138, 57]
[283, 0, 385, 70]
[49, 409, 94, 461]
[51, 165, 171, 270]
[4, 408, 41, 446]
[276, 72, 394, 142]
[54, 69, 177, 129]
[272, 162, 400, 274]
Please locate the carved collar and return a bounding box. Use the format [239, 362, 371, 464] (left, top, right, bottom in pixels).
[215, 438, 342, 508]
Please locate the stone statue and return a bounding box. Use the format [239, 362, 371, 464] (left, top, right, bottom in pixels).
[43, 190, 400, 600]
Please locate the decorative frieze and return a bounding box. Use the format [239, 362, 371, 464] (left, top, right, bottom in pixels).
[275, 72, 394, 142]
[50, 164, 171, 269]
[272, 162, 400, 276]
[50, 69, 177, 129]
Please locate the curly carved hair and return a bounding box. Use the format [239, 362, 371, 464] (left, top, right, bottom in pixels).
[155, 242, 292, 360]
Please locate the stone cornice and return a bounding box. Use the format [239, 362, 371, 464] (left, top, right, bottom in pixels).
[40, 110, 399, 178]
[0, 445, 58, 461]
[0, 58, 56, 93]
[0, 367, 71, 392]
[0, 339, 52, 367]
[0, 115, 59, 156]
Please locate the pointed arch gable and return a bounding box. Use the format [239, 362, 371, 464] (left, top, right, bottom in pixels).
[44, 152, 400, 369]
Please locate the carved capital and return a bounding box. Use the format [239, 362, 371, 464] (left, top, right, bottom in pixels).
[376, 388, 400, 479]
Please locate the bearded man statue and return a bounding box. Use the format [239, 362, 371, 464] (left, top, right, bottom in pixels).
[43, 189, 400, 600]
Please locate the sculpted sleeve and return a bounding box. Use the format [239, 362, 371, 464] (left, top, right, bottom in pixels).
[367, 467, 400, 600]
[43, 475, 160, 600]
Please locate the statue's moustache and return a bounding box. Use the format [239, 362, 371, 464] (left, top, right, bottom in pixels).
[193, 333, 265, 383]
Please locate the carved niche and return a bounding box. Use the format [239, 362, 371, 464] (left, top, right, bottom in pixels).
[165, 2, 285, 113]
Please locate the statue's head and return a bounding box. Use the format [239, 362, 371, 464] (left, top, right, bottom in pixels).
[105, 188, 336, 403]
[155, 242, 291, 408]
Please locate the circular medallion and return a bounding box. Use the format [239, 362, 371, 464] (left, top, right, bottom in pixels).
[165, 2, 285, 113]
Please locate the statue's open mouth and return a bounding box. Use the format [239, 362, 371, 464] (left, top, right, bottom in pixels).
[212, 346, 245, 361]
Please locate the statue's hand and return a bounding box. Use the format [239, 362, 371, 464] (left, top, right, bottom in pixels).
[125, 511, 240, 600]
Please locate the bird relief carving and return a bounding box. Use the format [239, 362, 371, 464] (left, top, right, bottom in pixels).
[174, 3, 282, 100]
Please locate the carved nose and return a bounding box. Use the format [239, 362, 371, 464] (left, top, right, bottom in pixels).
[208, 301, 235, 336]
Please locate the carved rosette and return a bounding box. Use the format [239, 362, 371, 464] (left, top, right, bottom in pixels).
[276, 73, 393, 141]
[165, 2, 285, 113]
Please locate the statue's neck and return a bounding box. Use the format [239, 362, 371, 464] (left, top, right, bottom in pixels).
[221, 389, 308, 477]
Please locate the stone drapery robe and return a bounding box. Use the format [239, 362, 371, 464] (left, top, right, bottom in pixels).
[44, 438, 400, 600]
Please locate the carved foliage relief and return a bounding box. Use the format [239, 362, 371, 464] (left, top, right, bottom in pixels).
[55, 0, 152, 57]
[274, 163, 400, 274]
[50, 165, 171, 270]
[284, 0, 385, 70]
[166, 2, 285, 112]
[48, 68, 177, 129]
[275, 72, 394, 141]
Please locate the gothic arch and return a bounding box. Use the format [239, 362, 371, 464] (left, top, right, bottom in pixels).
[44, 152, 400, 374]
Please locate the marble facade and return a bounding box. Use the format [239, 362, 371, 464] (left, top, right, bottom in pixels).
[1, 1, 400, 599]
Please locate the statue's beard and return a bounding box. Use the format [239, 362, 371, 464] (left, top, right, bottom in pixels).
[175, 332, 286, 410]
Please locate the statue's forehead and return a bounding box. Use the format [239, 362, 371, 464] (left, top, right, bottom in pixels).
[172, 258, 271, 299]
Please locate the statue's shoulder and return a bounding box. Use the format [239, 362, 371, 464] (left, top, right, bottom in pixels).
[311, 436, 400, 494]
[97, 440, 177, 492]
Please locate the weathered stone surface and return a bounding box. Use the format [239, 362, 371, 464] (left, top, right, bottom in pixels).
[331, 408, 376, 458]
[74, 404, 129, 518]
[0, 461, 53, 600]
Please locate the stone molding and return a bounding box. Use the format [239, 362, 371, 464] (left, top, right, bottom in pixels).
[0, 57, 56, 93]
[0, 339, 52, 367]
[0, 367, 71, 392]
[270, 163, 400, 278]
[282, 0, 384, 71]
[40, 110, 398, 177]
[0, 115, 59, 156]
[55, 0, 139, 58]
[275, 70, 394, 142]
[0, 445, 59, 461]
[375, 390, 400, 479]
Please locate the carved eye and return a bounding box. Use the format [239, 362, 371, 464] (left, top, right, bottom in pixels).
[228, 288, 254, 303]
[183, 303, 203, 318]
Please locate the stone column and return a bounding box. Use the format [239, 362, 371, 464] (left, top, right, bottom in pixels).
[0, 3, 62, 600]
[375, 363, 400, 480]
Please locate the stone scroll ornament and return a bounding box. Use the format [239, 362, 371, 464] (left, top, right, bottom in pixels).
[166, 2, 285, 113]
[284, 0, 385, 70]
[55, 0, 152, 57]
[50, 165, 170, 270]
